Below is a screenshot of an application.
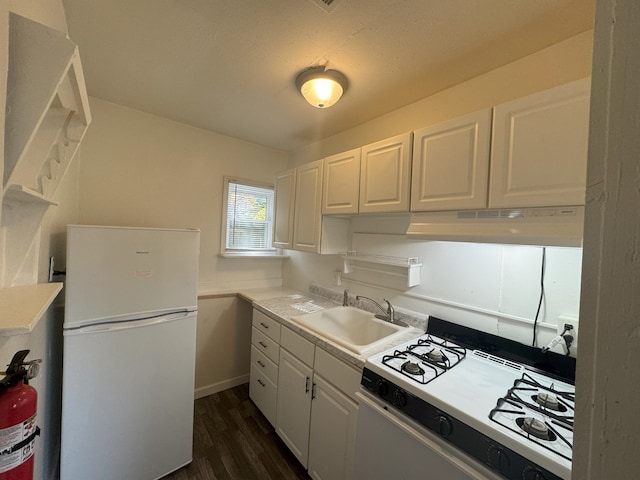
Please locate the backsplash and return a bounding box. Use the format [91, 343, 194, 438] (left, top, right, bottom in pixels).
[289, 234, 582, 357]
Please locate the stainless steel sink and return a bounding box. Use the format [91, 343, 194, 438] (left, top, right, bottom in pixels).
[290, 306, 408, 354]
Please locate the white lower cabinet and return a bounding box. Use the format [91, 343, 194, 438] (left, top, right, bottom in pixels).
[249, 309, 281, 427]
[277, 348, 314, 465]
[275, 327, 360, 479]
[307, 375, 358, 480]
[249, 361, 278, 426]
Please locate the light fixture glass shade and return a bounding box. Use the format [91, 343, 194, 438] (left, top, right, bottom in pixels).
[296, 67, 348, 108]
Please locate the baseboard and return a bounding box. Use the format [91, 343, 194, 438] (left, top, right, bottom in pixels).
[194, 374, 249, 399]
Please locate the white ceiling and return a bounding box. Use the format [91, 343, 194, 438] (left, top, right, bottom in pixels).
[61, 0, 594, 152]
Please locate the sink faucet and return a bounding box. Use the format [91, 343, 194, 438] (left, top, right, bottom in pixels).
[356, 295, 395, 324]
[343, 289, 349, 307]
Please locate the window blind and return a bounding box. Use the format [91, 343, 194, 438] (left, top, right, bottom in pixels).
[226, 181, 274, 251]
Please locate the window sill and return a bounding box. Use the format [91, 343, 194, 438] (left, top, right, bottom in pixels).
[219, 253, 290, 259]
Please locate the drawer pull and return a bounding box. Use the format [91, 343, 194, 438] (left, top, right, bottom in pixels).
[305, 376, 310, 393]
[257, 360, 265, 368]
[257, 379, 266, 387]
[260, 322, 269, 329]
[259, 341, 267, 348]
[312, 383, 317, 400]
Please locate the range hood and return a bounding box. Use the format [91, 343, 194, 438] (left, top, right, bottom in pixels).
[406, 206, 584, 247]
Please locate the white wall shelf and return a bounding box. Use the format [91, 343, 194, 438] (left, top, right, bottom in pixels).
[3, 184, 60, 206]
[4, 12, 91, 196]
[0, 283, 63, 336]
[2, 13, 91, 288]
[340, 251, 422, 290]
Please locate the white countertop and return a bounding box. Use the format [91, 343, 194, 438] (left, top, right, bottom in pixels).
[252, 292, 423, 370]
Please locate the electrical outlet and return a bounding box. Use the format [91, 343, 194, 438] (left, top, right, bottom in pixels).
[557, 315, 578, 352]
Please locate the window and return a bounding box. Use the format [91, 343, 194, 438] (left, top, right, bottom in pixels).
[221, 177, 281, 257]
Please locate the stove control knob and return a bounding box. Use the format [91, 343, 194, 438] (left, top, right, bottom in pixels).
[434, 414, 453, 436]
[392, 389, 407, 408]
[487, 445, 510, 473]
[375, 379, 389, 396]
[523, 466, 548, 480]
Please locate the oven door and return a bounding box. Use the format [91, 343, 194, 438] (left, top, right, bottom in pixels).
[354, 389, 501, 480]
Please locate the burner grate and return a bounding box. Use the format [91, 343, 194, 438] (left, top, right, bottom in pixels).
[489, 372, 574, 461]
[381, 334, 466, 385]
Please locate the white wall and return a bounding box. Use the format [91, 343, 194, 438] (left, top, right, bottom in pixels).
[77, 98, 290, 292]
[195, 294, 252, 398]
[282, 31, 593, 352]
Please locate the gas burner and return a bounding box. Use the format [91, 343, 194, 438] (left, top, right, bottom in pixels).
[516, 417, 557, 442]
[427, 348, 445, 362]
[401, 361, 425, 376]
[533, 392, 566, 412]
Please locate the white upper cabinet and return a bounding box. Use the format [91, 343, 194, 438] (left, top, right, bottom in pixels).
[293, 159, 324, 252]
[273, 168, 296, 249]
[322, 148, 361, 215]
[411, 109, 492, 211]
[274, 160, 349, 255]
[359, 132, 412, 213]
[489, 78, 591, 208]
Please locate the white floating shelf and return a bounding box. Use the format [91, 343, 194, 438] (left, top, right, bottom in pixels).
[340, 251, 422, 289]
[0, 283, 63, 336]
[3, 184, 59, 206]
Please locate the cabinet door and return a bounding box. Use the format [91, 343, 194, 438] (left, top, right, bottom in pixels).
[489, 78, 591, 208]
[276, 348, 313, 467]
[292, 159, 323, 253]
[359, 132, 412, 213]
[322, 148, 361, 214]
[273, 168, 296, 249]
[411, 109, 492, 211]
[307, 375, 358, 480]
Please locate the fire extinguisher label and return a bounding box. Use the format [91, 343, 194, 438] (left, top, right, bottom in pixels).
[0, 414, 37, 474]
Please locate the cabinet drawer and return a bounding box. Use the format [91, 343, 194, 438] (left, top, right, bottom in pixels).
[314, 347, 362, 401]
[281, 327, 315, 367]
[249, 364, 277, 426]
[252, 327, 280, 364]
[252, 309, 281, 342]
[251, 345, 278, 385]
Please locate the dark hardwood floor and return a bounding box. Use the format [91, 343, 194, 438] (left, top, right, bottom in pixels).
[163, 384, 311, 480]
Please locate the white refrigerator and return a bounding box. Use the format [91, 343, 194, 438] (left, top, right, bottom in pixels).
[60, 225, 200, 480]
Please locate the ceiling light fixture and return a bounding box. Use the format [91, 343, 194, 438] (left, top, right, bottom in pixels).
[295, 66, 348, 108]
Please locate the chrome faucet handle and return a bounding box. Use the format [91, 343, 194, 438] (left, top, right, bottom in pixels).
[383, 299, 395, 323]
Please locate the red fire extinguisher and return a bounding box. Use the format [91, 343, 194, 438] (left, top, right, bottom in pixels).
[0, 350, 41, 480]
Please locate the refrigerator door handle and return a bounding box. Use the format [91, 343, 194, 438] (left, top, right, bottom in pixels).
[65, 310, 194, 335]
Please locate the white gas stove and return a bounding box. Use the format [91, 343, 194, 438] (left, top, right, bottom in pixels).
[359, 317, 575, 480]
